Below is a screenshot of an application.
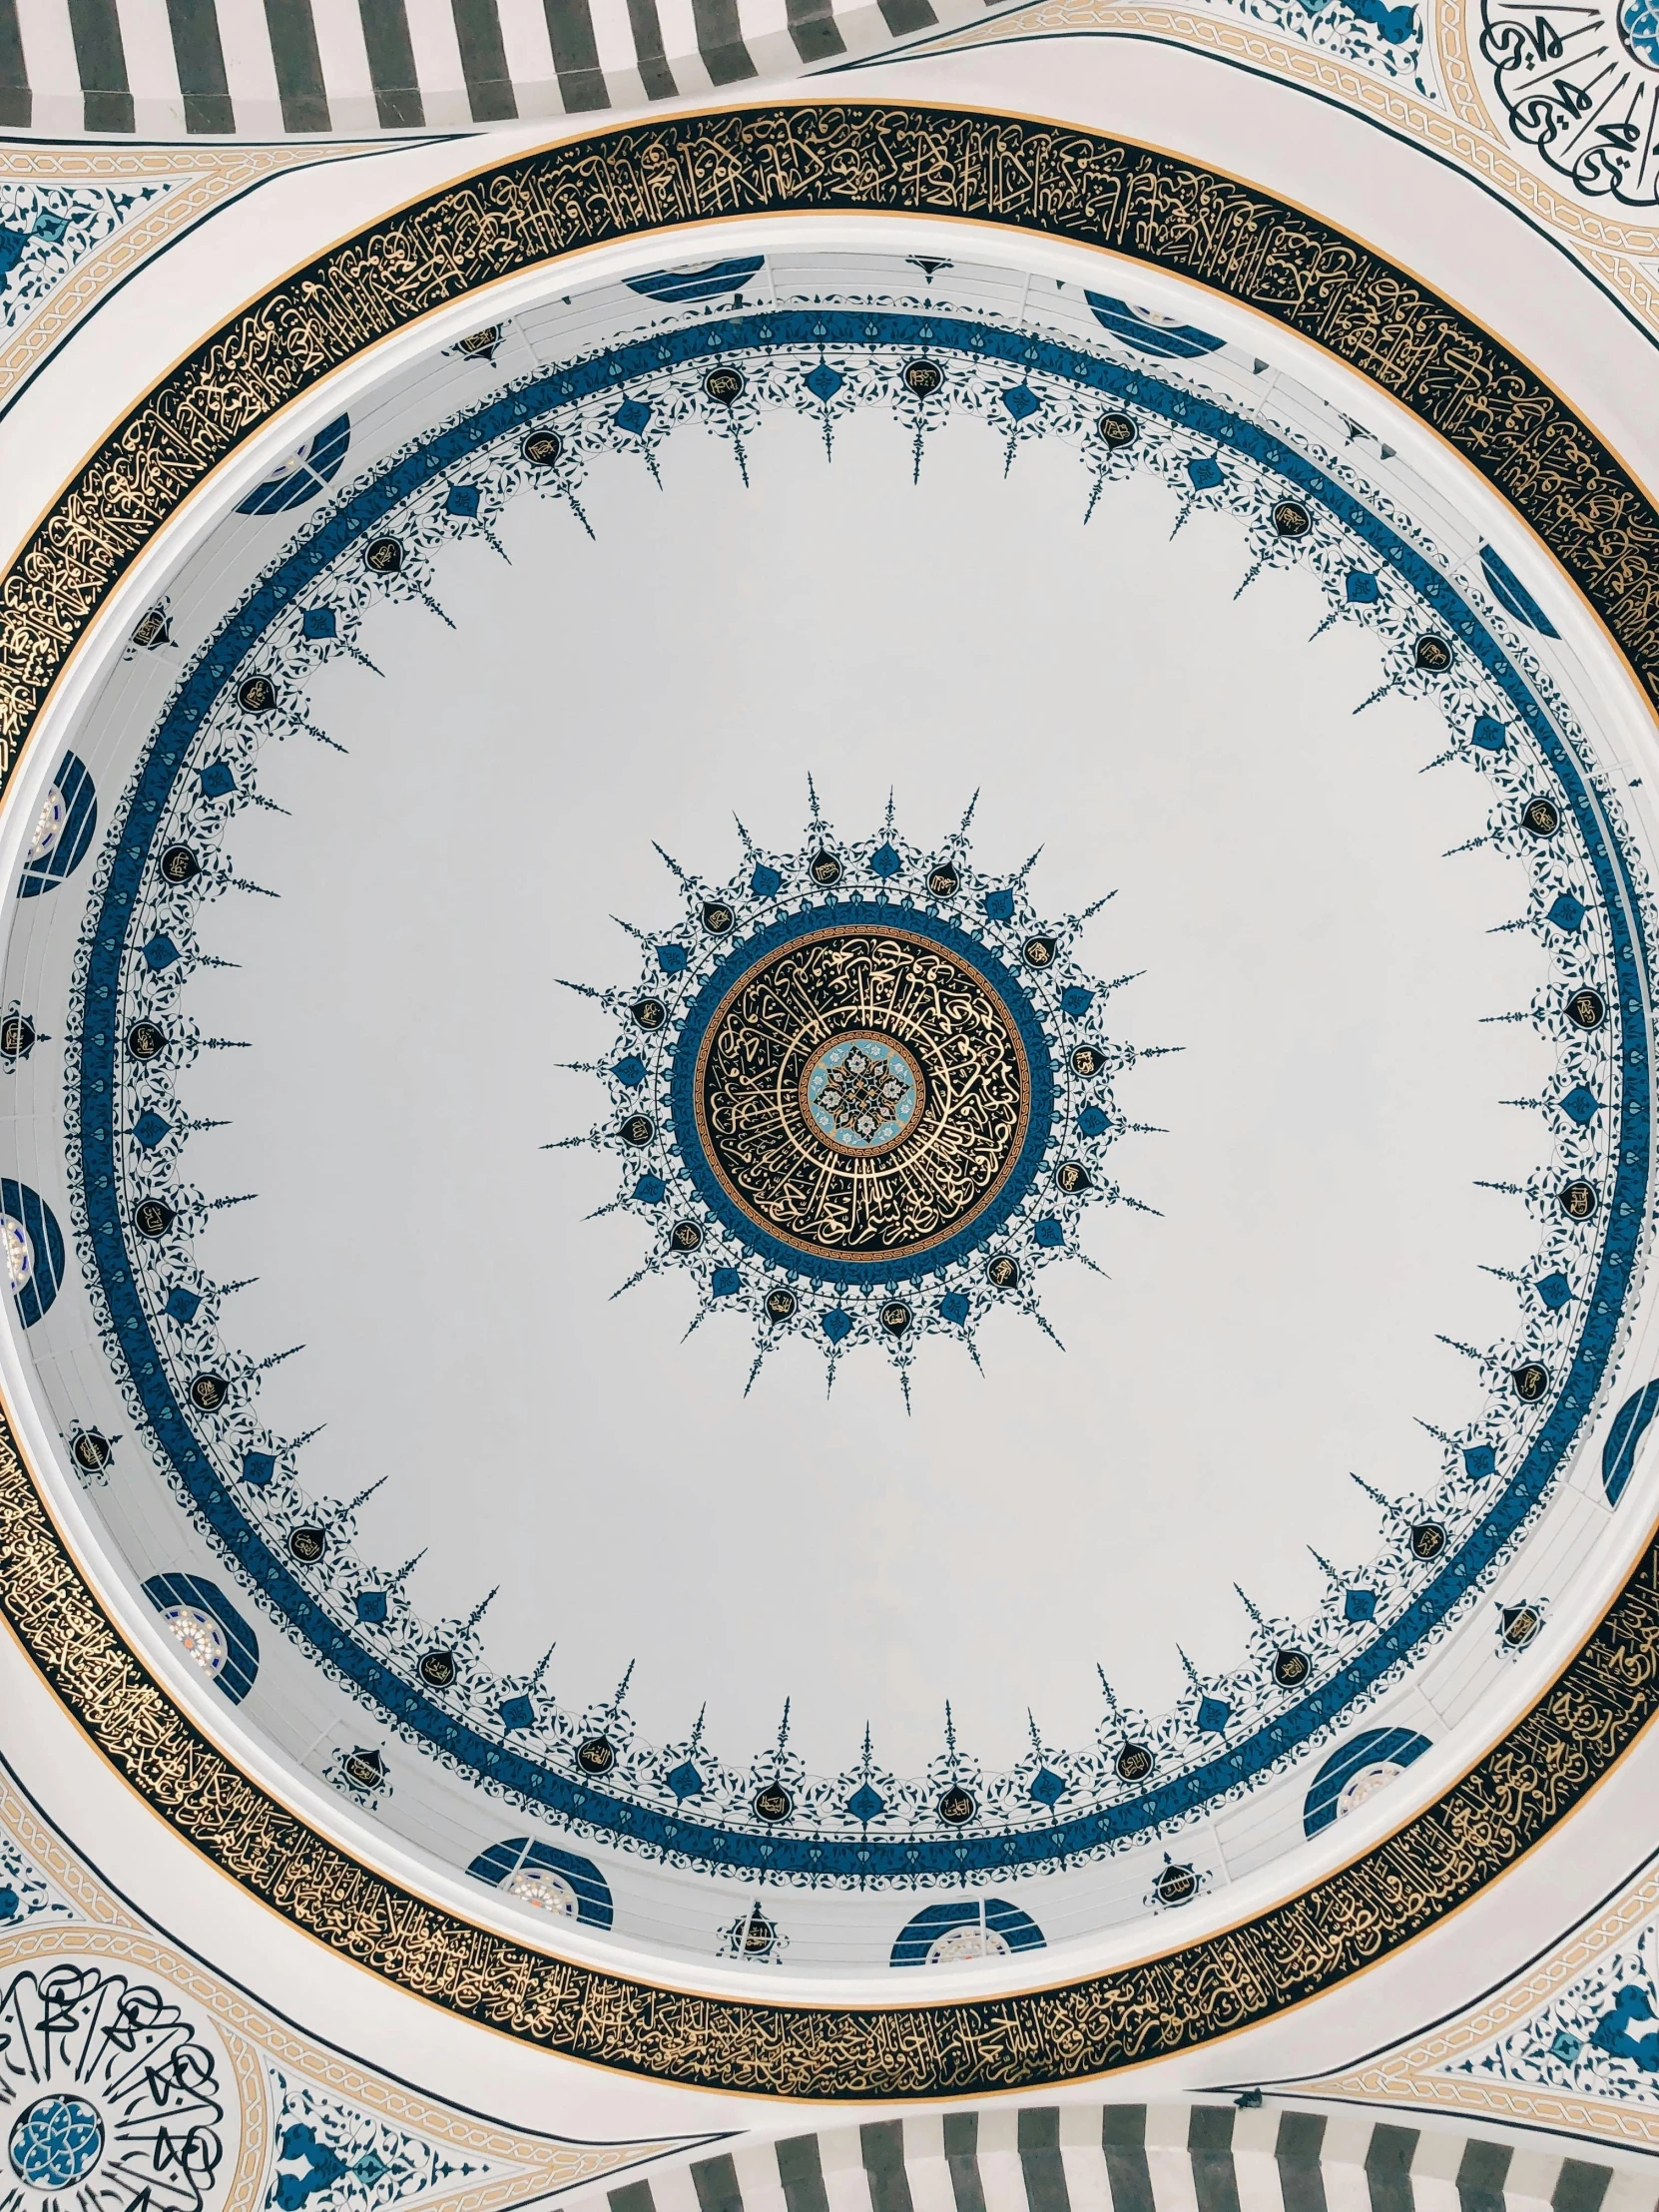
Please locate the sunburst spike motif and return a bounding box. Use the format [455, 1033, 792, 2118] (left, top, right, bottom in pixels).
[556, 799, 1155, 1378]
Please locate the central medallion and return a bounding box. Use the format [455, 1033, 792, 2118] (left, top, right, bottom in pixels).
[568, 800, 1149, 1374]
[803, 1034, 923, 1154]
[693, 923, 1030, 1262]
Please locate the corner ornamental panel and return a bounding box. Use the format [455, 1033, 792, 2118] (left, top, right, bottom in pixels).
[0, 101, 1658, 2097]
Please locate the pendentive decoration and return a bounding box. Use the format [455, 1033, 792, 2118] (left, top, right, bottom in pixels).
[555, 792, 1159, 1387]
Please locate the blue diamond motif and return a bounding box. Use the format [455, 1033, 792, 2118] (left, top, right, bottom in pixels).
[939, 1292, 970, 1326]
[1536, 1271, 1572, 1311]
[983, 887, 1015, 919]
[1188, 456, 1224, 489]
[666, 1761, 704, 1800]
[846, 1783, 884, 1822]
[243, 1450, 276, 1487]
[1547, 893, 1585, 931]
[31, 210, 69, 244]
[1196, 1696, 1231, 1733]
[445, 483, 480, 516]
[615, 397, 653, 433]
[656, 944, 688, 974]
[1002, 384, 1040, 420]
[1550, 2030, 1583, 2063]
[142, 933, 180, 970]
[711, 1267, 741, 1297]
[355, 1589, 387, 1623]
[1346, 572, 1380, 602]
[1561, 1086, 1599, 1126]
[612, 1055, 647, 1087]
[1033, 1217, 1064, 1249]
[1029, 1767, 1067, 1805]
[301, 607, 336, 638]
[634, 1174, 666, 1203]
[1060, 986, 1094, 1017]
[199, 761, 236, 798]
[1345, 1588, 1377, 1623]
[805, 363, 843, 401]
[1078, 1104, 1110, 1138]
[1472, 716, 1507, 752]
[751, 864, 782, 896]
[823, 1310, 854, 1343]
[1463, 1444, 1496, 1481]
[498, 1695, 535, 1730]
[164, 1287, 201, 1325]
[353, 2154, 390, 2187]
[134, 1111, 170, 1149]
[870, 843, 902, 878]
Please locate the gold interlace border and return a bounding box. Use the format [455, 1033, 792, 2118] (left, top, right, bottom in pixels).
[1, 101, 1658, 2095]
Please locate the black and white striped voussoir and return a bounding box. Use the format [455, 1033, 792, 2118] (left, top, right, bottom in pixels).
[593, 2108, 1656, 2212]
[0, 0, 989, 138]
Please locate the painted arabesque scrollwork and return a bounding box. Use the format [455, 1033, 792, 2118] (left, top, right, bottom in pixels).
[0, 100, 1657, 2098]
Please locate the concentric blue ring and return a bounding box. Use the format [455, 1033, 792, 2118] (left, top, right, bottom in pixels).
[71, 307, 1653, 1883]
[668, 903, 1055, 1284]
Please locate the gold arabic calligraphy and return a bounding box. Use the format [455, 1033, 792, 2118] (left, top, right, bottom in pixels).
[696, 928, 1027, 1258]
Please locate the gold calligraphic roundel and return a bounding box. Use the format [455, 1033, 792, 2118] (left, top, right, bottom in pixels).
[694, 927, 1031, 1260]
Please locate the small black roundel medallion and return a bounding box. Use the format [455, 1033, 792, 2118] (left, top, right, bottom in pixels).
[753, 1781, 794, 1823]
[1521, 798, 1560, 837]
[1115, 1741, 1153, 1782]
[160, 844, 201, 883]
[576, 1735, 615, 1775]
[1511, 1361, 1550, 1401]
[1414, 634, 1452, 671]
[1272, 499, 1311, 537]
[1097, 412, 1137, 446]
[522, 430, 562, 467]
[237, 675, 276, 714]
[418, 1650, 457, 1688]
[1410, 1520, 1447, 1560]
[288, 1525, 326, 1563]
[704, 366, 745, 405]
[1559, 1179, 1598, 1220]
[937, 1785, 976, 1825]
[127, 1021, 166, 1060]
[189, 1373, 228, 1412]
[1154, 1861, 1198, 1907]
[1566, 988, 1606, 1029]
[364, 535, 403, 574]
[903, 360, 942, 396]
[620, 1115, 655, 1146]
[135, 1200, 175, 1239]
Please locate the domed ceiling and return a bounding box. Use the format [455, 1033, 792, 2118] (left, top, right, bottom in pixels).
[1, 210, 1656, 2018]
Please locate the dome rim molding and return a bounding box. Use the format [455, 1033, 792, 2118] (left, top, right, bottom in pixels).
[1, 96, 1659, 2098]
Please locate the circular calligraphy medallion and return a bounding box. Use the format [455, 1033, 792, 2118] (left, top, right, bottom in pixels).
[1560, 1179, 1598, 1219]
[681, 917, 1040, 1272]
